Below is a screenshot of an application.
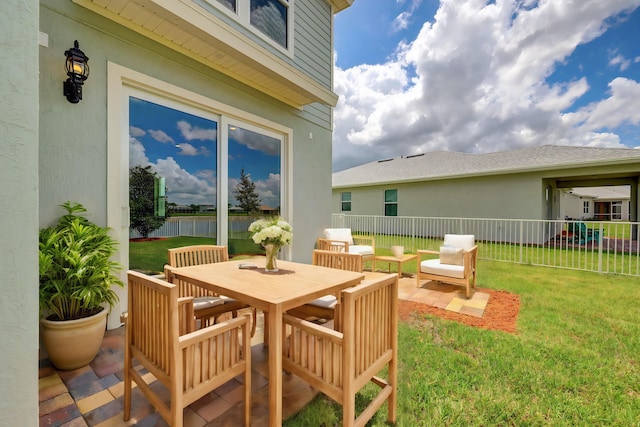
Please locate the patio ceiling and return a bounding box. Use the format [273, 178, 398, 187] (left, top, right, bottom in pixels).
[72, 0, 340, 109]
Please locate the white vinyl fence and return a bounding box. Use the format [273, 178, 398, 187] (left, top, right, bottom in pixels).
[332, 214, 640, 277]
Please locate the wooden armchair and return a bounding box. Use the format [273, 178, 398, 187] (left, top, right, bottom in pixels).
[167, 245, 256, 335]
[317, 228, 376, 270]
[283, 273, 398, 427]
[286, 249, 363, 325]
[123, 271, 251, 427]
[416, 234, 478, 298]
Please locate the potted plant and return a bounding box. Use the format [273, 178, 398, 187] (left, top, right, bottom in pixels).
[39, 201, 124, 370]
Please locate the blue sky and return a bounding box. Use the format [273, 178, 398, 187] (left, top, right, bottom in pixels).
[129, 98, 281, 208]
[333, 0, 640, 171]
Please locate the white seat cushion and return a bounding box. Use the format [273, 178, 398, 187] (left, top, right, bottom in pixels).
[443, 234, 475, 250]
[348, 245, 374, 256]
[323, 228, 354, 245]
[193, 296, 225, 310]
[420, 259, 465, 279]
[308, 295, 337, 309]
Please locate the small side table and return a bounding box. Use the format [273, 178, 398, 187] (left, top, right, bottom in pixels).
[374, 254, 418, 277]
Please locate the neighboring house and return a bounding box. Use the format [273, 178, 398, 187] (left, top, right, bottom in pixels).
[1, 0, 352, 423]
[332, 145, 640, 222]
[560, 186, 631, 221]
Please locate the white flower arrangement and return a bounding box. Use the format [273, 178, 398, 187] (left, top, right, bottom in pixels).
[248, 216, 293, 247]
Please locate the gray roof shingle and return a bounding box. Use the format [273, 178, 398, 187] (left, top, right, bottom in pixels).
[333, 145, 640, 188]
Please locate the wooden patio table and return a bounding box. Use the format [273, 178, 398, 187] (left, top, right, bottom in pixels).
[170, 258, 365, 427]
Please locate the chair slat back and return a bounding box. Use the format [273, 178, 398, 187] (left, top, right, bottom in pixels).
[168, 245, 229, 268]
[312, 249, 363, 272]
[341, 274, 398, 382]
[127, 271, 179, 382]
[167, 245, 229, 298]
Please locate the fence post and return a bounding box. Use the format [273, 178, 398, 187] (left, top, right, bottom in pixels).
[597, 223, 604, 273]
[519, 221, 524, 264]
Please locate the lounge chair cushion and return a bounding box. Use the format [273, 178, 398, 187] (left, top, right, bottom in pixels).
[420, 259, 465, 279]
[440, 246, 464, 265]
[348, 245, 374, 256]
[323, 228, 354, 245]
[443, 234, 475, 250]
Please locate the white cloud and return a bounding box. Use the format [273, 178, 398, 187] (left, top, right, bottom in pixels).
[148, 129, 174, 144]
[609, 52, 632, 71]
[129, 137, 149, 168]
[129, 126, 146, 137]
[333, 0, 640, 171]
[177, 120, 217, 141]
[154, 157, 216, 206]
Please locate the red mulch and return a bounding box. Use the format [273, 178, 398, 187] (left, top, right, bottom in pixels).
[398, 288, 521, 334]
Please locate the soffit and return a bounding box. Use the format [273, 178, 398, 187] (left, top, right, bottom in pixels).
[73, 0, 339, 108]
[329, 0, 354, 13]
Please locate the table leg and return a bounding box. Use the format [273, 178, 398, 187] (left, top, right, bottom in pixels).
[268, 304, 283, 427]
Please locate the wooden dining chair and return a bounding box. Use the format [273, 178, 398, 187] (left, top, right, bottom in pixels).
[286, 250, 363, 324]
[123, 271, 251, 427]
[283, 273, 398, 427]
[166, 245, 256, 336]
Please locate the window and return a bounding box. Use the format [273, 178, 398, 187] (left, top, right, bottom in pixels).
[612, 201, 622, 220]
[341, 192, 351, 212]
[583, 201, 589, 214]
[205, 0, 291, 52]
[384, 189, 397, 217]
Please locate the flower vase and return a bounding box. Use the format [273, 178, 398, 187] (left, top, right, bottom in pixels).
[264, 244, 279, 272]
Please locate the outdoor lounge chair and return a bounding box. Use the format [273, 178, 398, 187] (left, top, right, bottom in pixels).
[166, 245, 256, 336]
[283, 273, 398, 427]
[575, 222, 600, 245]
[123, 271, 251, 427]
[317, 228, 376, 270]
[416, 234, 478, 298]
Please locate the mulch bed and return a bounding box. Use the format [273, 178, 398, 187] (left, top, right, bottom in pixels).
[398, 288, 521, 334]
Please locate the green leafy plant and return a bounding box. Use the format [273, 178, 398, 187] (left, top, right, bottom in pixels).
[39, 202, 124, 321]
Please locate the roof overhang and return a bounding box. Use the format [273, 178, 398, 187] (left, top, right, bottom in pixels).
[73, 0, 339, 109]
[329, 0, 354, 13]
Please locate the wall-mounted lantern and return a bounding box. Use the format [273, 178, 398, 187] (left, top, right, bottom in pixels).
[63, 40, 90, 104]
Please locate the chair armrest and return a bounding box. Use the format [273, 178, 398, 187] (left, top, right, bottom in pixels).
[283, 314, 343, 344]
[317, 238, 350, 252]
[179, 313, 250, 348]
[417, 249, 439, 261]
[353, 235, 375, 247]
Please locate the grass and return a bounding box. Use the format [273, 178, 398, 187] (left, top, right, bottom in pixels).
[129, 239, 640, 425]
[129, 236, 263, 273]
[284, 261, 640, 426]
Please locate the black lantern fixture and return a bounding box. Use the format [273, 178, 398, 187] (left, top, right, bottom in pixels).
[63, 40, 90, 104]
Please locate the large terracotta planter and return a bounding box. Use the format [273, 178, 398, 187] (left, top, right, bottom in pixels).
[40, 308, 108, 370]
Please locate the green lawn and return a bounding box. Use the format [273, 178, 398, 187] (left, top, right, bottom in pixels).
[285, 261, 640, 426]
[129, 239, 640, 425]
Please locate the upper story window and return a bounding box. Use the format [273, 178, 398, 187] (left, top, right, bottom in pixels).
[385, 189, 398, 217]
[209, 0, 291, 52]
[341, 192, 351, 212]
[583, 201, 589, 214]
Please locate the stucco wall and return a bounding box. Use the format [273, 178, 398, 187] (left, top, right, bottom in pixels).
[39, 1, 335, 329]
[335, 173, 547, 220]
[39, 0, 333, 255]
[0, 0, 40, 424]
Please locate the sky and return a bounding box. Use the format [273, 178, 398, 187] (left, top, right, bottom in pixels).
[332, 0, 640, 172]
[129, 98, 281, 209]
